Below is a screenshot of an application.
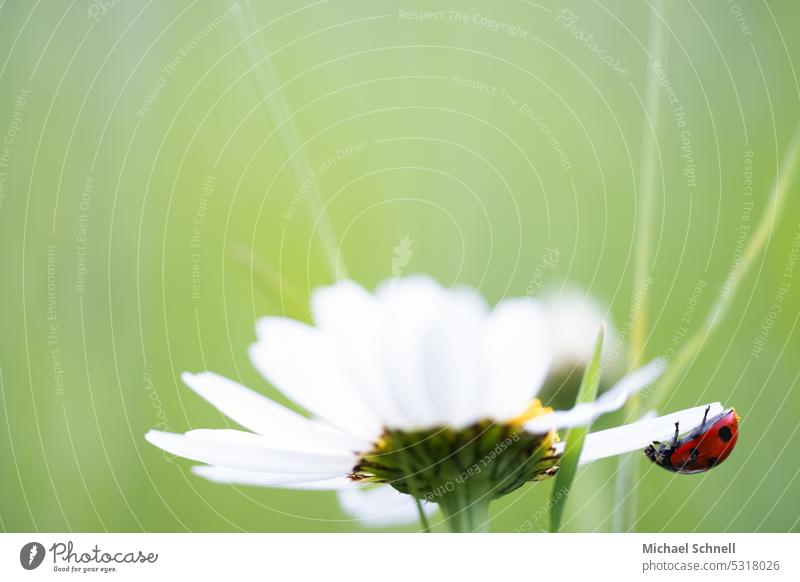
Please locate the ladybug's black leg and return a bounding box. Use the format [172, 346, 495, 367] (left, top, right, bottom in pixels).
[671, 422, 680, 448]
[699, 405, 710, 430]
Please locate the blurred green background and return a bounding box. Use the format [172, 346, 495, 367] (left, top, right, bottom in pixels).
[1, 0, 799, 532]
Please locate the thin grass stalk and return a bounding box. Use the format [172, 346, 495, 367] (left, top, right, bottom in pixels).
[615, 0, 667, 533]
[232, 2, 348, 280]
[646, 120, 800, 410]
[231, 244, 310, 320]
[550, 325, 605, 532]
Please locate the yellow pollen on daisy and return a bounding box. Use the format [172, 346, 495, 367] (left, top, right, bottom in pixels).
[509, 398, 553, 426]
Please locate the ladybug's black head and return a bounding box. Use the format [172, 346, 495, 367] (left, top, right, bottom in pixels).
[644, 442, 658, 462]
[643, 441, 672, 467]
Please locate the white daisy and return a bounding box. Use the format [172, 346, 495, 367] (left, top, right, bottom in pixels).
[145, 276, 711, 531]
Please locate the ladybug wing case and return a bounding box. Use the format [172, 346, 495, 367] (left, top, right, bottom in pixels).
[669, 410, 739, 474]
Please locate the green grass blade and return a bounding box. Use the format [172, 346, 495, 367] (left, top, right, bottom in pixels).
[646, 119, 800, 410]
[549, 323, 605, 532]
[616, 0, 668, 533]
[413, 497, 432, 533]
[231, 244, 310, 321]
[231, 2, 348, 280]
[629, 0, 667, 371]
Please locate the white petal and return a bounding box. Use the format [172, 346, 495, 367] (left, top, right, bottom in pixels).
[375, 276, 476, 428]
[596, 358, 666, 407]
[192, 465, 354, 489]
[145, 429, 355, 474]
[577, 403, 725, 464]
[482, 298, 553, 420]
[310, 280, 407, 427]
[419, 288, 487, 427]
[337, 486, 437, 527]
[524, 358, 665, 433]
[250, 317, 382, 440]
[282, 478, 357, 490]
[181, 372, 369, 454]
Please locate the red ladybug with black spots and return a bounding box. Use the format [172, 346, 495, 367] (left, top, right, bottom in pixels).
[644, 407, 739, 474]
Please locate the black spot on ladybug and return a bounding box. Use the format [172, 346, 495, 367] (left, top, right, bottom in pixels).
[690, 447, 700, 459]
[707, 457, 719, 467]
[718, 426, 733, 442]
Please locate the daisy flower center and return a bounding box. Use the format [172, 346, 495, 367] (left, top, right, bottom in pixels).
[350, 399, 561, 517]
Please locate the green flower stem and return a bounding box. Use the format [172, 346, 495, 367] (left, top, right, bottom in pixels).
[438, 489, 490, 533]
[550, 324, 605, 532]
[646, 119, 800, 411]
[464, 497, 490, 533]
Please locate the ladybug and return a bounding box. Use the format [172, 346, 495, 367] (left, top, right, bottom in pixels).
[644, 406, 739, 474]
